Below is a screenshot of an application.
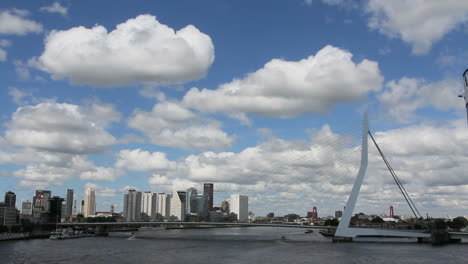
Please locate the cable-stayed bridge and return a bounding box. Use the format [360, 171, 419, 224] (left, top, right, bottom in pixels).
[60, 114, 468, 244]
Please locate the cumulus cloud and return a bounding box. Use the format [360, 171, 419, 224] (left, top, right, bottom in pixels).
[5, 101, 119, 154]
[40, 2, 68, 16]
[366, 0, 468, 54]
[33, 14, 214, 87]
[128, 101, 234, 150]
[80, 167, 123, 181]
[115, 149, 175, 171]
[378, 77, 461, 123]
[183, 45, 383, 118]
[13, 155, 94, 188]
[0, 9, 43, 35]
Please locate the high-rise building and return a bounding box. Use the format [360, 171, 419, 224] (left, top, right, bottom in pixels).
[80, 200, 84, 215]
[72, 200, 77, 216]
[123, 190, 142, 221]
[21, 200, 32, 215]
[0, 203, 17, 226]
[83, 188, 96, 217]
[156, 193, 170, 219]
[203, 183, 214, 211]
[110, 204, 115, 214]
[49, 196, 64, 223]
[169, 191, 186, 221]
[142, 191, 153, 217]
[186, 188, 198, 215]
[34, 190, 51, 212]
[65, 189, 74, 218]
[230, 194, 248, 222]
[1, 191, 17, 226]
[335, 210, 343, 218]
[4, 191, 16, 207]
[151, 193, 158, 219]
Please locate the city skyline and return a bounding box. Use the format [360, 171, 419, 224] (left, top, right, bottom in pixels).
[0, 0, 467, 218]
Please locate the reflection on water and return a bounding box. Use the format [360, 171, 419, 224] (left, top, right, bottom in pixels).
[1, 227, 467, 264]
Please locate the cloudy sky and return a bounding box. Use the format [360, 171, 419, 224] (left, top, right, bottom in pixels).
[0, 0, 467, 218]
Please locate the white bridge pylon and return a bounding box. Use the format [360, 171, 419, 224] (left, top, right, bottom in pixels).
[334, 114, 430, 239]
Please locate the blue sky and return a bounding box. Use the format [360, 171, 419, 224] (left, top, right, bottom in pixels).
[0, 0, 467, 217]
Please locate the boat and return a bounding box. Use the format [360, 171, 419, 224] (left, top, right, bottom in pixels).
[305, 230, 314, 234]
[49, 229, 91, 240]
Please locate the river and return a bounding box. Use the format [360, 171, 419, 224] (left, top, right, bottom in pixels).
[1, 227, 467, 263]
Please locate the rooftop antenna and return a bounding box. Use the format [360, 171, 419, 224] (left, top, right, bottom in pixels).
[459, 69, 468, 124]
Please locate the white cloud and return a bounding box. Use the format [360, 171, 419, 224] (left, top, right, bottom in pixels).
[5, 102, 119, 154]
[80, 167, 123, 181]
[40, 2, 68, 16]
[378, 77, 461, 123]
[366, 0, 468, 55]
[183, 45, 383, 118]
[148, 174, 172, 185]
[0, 9, 43, 35]
[115, 149, 175, 171]
[33, 14, 214, 87]
[304, 0, 313, 6]
[13, 155, 94, 188]
[8, 87, 36, 105]
[14, 60, 31, 80]
[128, 101, 234, 150]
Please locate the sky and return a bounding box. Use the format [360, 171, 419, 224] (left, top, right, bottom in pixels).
[0, 0, 467, 218]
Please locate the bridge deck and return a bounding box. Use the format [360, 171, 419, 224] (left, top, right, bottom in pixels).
[58, 221, 335, 229]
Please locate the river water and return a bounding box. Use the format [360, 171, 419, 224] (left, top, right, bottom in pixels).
[1, 227, 467, 263]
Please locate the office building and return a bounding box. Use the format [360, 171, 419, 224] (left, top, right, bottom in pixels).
[83, 188, 96, 217]
[203, 183, 213, 211]
[0, 203, 17, 226]
[4, 191, 16, 207]
[186, 188, 198, 215]
[170, 191, 186, 221]
[21, 200, 32, 215]
[49, 196, 64, 223]
[124, 189, 142, 221]
[65, 189, 74, 218]
[230, 194, 248, 222]
[34, 190, 51, 213]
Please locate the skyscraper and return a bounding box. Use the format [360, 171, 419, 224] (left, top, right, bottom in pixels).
[72, 200, 77, 216]
[21, 200, 32, 215]
[142, 191, 153, 217]
[186, 188, 198, 215]
[65, 189, 74, 219]
[203, 183, 213, 211]
[123, 189, 142, 221]
[4, 191, 16, 207]
[230, 194, 248, 222]
[83, 188, 96, 217]
[49, 196, 64, 223]
[34, 190, 51, 213]
[170, 191, 186, 221]
[156, 193, 170, 219]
